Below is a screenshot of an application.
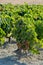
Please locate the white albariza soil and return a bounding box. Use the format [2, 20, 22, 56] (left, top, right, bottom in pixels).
[0, 39, 43, 65]
[0, 0, 43, 5]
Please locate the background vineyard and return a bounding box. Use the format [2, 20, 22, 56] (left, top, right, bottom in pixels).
[0, 3, 43, 53]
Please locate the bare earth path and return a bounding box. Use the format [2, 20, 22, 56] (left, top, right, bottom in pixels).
[0, 41, 43, 65]
[0, 0, 43, 5]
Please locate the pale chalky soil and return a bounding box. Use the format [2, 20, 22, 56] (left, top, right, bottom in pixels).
[0, 0, 43, 5]
[0, 43, 43, 65]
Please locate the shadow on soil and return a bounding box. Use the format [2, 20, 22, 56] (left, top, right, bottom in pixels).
[0, 55, 26, 65]
[3, 39, 17, 49]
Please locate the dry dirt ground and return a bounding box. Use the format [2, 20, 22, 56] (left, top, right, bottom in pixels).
[0, 0, 43, 5]
[0, 38, 43, 65]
